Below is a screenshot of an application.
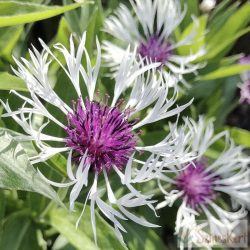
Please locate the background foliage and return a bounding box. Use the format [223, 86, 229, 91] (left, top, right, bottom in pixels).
[0, 0, 249, 249]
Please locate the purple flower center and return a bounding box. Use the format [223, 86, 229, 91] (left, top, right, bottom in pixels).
[137, 36, 171, 64]
[65, 99, 137, 173]
[176, 161, 215, 208]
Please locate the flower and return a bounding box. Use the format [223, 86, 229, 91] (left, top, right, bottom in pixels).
[239, 55, 250, 104]
[103, 0, 205, 88]
[200, 0, 216, 13]
[156, 117, 250, 249]
[1, 32, 192, 243]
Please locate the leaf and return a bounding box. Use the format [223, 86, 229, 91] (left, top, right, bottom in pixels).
[0, 72, 27, 91]
[207, 1, 240, 42]
[197, 64, 250, 81]
[53, 17, 71, 45]
[180, 0, 199, 29]
[49, 203, 128, 250]
[0, 190, 5, 222]
[177, 15, 207, 55]
[52, 235, 76, 250]
[0, 128, 62, 205]
[0, 1, 89, 27]
[198, 26, 250, 62]
[0, 26, 23, 60]
[140, 131, 167, 146]
[208, 2, 250, 47]
[0, 211, 40, 250]
[63, 0, 84, 34]
[123, 221, 166, 250]
[187, 80, 219, 99]
[226, 127, 250, 148]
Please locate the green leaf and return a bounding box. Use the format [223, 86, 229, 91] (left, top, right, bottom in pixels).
[199, 26, 250, 61]
[197, 64, 250, 81]
[0, 190, 5, 222]
[180, 0, 199, 29]
[49, 203, 128, 250]
[226, 127, 250, 148]
[123, 221, 166, 250]
[0, 72, 27, 91]
[0, 128, 62, 205]
[52, 235, 76, 250]
[63, 0, 83, 34]
[0, 1, 89, 27]
[177, 15, 207, 55]
[0, 26, 23, 60]
[208, 3, 250, 48]
[53, 17, 71, 45]
[0, 211, 40, 250]
[207, 1, 239, 41]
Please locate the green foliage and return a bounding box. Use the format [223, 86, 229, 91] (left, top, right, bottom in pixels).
[226, 127, 250, 148]
[0, 129, 62, 205]
[49, 203, 128, 250]
[0, 26, 23, 60]
[177, 15, 207, 55]
[198, 64, 250, 81]
[0, 72, 27, 91]
[123, 222, 166, 250]
[0, 1, 88, 27]
[0, 211, 41, 250]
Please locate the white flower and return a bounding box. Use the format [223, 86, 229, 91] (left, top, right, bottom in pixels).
[156, 117, 250, 249]
[103, 0, 205, 88]
[200, 0, 216, 13]
[1, 32, 192, 244]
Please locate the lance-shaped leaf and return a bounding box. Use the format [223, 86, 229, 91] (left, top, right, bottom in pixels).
[0, 72, 27, 91]
[0, 1, 89, 27]
[0, 129, 62, 205]
[49, 203, 128, 250]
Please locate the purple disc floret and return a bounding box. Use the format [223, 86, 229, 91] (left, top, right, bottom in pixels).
[65, 98, 137, 173]
[176, 161, 215, 208]
[138, 35, 172, 64]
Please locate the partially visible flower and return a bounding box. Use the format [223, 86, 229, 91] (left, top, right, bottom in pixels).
[103, 0, 205, 88]
[1, 32, 193, 243]
[239, 55, 250, 104]
[156, 117, 250, 249]
[200, 0, 216, 13]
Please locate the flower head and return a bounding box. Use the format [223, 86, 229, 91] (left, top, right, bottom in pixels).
[156, 117, 250, 249]
[239, 55, 250, 104]
[200, 0, 216, 13]
[1, 32, 192, 243]
[176, 160, 216, 209]
[103, 0, 205, 88]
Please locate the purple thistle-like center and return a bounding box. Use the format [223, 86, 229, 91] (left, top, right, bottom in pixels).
[137, 35, 172, 64]
[176, 161, 215, 208]
[65, 99, 137, 173]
